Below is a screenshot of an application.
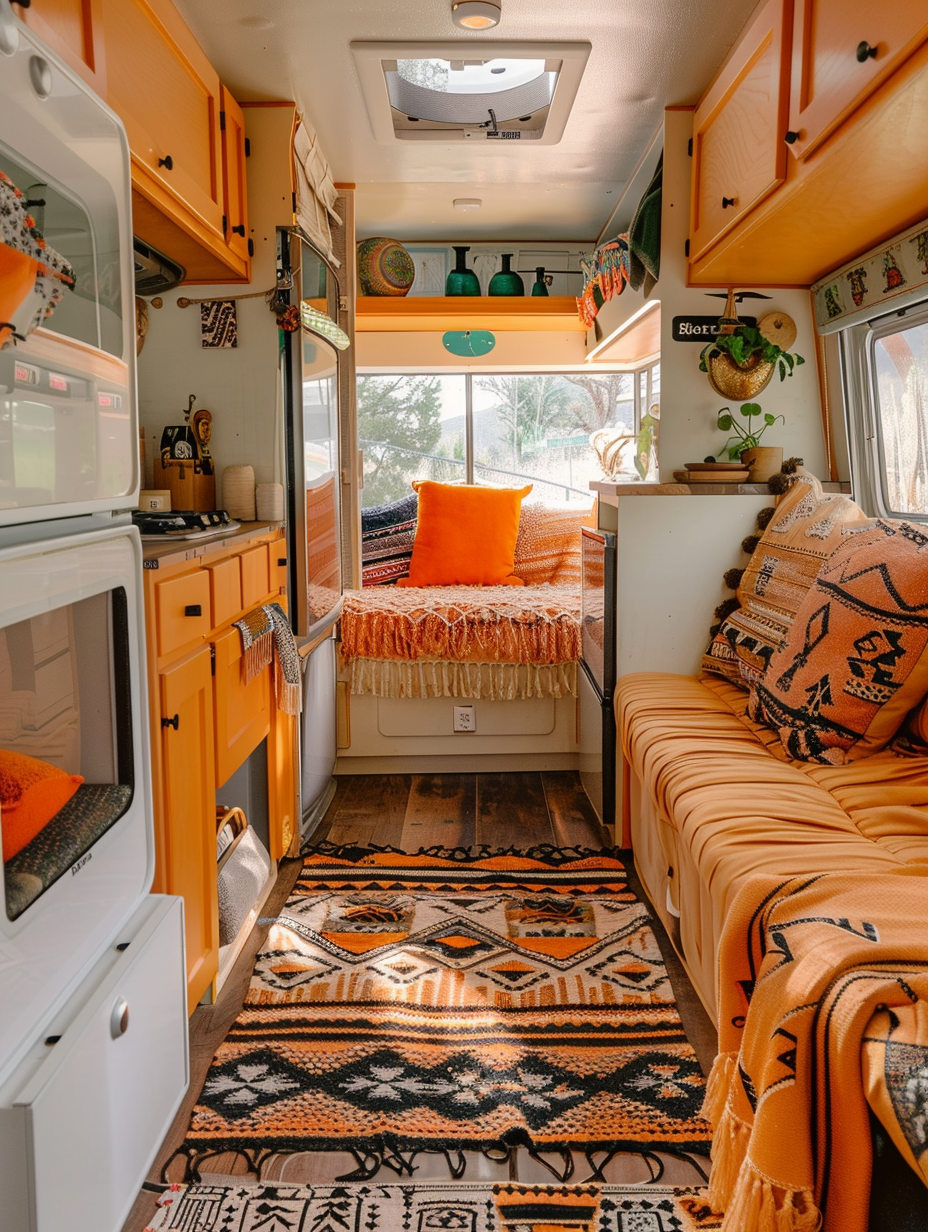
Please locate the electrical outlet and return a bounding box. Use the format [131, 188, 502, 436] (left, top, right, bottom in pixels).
[453, 704, 476, 733]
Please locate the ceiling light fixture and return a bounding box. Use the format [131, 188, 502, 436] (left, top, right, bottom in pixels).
[451, 0, 501, 30]
[453, 198, 482, 210]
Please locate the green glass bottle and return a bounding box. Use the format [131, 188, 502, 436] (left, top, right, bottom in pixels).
[531, 267, 550, 297]
[445, 246, 481, 296]
[488, 253, 524, 297]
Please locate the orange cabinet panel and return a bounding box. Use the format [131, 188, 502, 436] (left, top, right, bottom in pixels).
[204, 556, 242, 628]
[689, 0, 792, 264]
[100, 0, 223, 237]
[240, 543, 270, 609]
[220, 87, 249, 265]
[212, 625, 270, 788]
[270, 541, 288, 594]
[21, 0, 106, 92]
[154, 569, 210, 658]
[788, 0, 928, 161]
[159, 646, 217, 1009]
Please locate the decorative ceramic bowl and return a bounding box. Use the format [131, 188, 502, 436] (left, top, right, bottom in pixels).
[356, 237, 415, 297]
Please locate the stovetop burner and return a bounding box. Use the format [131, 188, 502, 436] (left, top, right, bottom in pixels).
[132, 509, 241, 542]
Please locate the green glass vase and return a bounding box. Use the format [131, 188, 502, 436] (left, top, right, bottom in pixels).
[488, 253, 524, 297]
[531, 267, 550, 297]
[445, 246, 481, 296]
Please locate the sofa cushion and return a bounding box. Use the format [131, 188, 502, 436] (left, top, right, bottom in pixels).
[397, 481, 532, 588]
[512, 502, 596, 586]
[360, 493, 418, 587]
[750, 520, 928, 764]
[703, 475, 869, 687]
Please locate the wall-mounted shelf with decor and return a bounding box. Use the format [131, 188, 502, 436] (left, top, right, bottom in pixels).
[355, 296, 586, 333]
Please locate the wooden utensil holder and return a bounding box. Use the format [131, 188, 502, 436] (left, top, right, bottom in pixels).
[154, 458, 215, 512]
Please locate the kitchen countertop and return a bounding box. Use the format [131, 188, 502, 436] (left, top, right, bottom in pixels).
[590, 479, 851, 501]
[140, 520, 283, 569]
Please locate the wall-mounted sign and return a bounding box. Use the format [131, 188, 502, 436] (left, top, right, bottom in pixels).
[442, 329, 496, 357]
[671, 314, 756, 342]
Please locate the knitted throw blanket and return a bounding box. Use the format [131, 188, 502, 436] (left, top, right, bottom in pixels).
[233, 604, 301, 715]
[339, 584, 581, 666]
[704, 869, 928, 1232]
[233, 608, 273, 684]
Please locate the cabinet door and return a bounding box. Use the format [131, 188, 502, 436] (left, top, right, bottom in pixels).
[154, 568, 211, 659]
[788, 0, 928, 161]
[21, 0, 106, 93]
[101, 0, 223, 237]
[221, 87, 250, 265]
[160, 646, 217, 1009]
[212, 625, 270, 788]
[240, 543, 271, 608]
[689, 0, 792, 264]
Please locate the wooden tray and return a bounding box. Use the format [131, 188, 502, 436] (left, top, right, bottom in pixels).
[676, 467, 750, 483]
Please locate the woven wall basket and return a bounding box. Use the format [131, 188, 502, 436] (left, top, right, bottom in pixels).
[707, 352, 775, 399]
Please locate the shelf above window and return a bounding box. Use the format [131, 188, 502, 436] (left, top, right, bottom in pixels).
[355, 296, 586, 332]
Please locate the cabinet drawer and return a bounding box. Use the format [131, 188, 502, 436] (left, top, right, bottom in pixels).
[205, 555, 242, 628]
[690, 0, 791, 263]
[270, 541, 288, 593]
[788, 0, 928, 161]
[0, 896, 188, 1232]
[154, 570, 211, 658]
[212, 625, 270, 787]
[240, 543, 270, 608]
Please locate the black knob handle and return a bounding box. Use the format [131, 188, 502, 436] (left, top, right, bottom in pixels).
[161, 714, 180, 730]
[158, 155, 174, 170]
[856, 40, 878, 62]
[721, 196, 736, 209]
[247, 238, 254, 257]
[278, 557, 286, 566]
[184, 604, 202, 617]
[231, 224, 245, 236]
[784, 130, 800, 144]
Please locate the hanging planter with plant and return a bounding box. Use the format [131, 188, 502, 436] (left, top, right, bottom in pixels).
[698, 290, 804, 400]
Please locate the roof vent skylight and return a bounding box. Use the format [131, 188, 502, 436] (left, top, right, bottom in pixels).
[352, 41, 590, 144]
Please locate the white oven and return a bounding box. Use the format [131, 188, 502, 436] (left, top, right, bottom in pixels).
[0, 8, 188, 1231]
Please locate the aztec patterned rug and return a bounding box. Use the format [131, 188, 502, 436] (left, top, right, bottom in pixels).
[173, 845, 712, 1181]
[146, 1181, 721, 1232]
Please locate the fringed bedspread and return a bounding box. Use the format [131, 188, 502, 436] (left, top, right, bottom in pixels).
[339, 584, 581, 700]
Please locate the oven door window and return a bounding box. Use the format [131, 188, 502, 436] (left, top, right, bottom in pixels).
[1, 588, 134, 921]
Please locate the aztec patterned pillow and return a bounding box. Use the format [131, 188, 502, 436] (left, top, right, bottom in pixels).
[703, 474, 869, 688]
[360, 493, 418, 586]
[749, 520, 928, 764]
[512, 502, 596, 586]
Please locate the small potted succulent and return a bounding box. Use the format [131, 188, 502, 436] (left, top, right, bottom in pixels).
[717, 402, 785, 481]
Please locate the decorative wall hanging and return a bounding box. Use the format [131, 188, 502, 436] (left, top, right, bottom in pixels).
[0, 168, 74, 349]
[406, 246, 449, 297]
[199, 300, 237, 348]
[577, 235, 629, 329]
[442, 329, 496, 357]
[356, 236, 415, 296]
[812, 213, 928, 333]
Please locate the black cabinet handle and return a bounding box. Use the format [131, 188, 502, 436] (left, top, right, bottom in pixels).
[161, 714, 180, 730]
[721, 196, 736, 209]
[247, 238, 254, 257]
[184, 604, 202, 617]
[278, 557, 286, 566]
[784, 130, 800, 144]
[158, 154, 174, 170]
[856, 41, 878, 62]
[231, 224, 245, 236]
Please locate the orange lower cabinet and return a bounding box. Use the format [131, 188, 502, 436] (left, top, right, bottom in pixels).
[240, 544, 270, 609]
[212, 625, 271, 787]
[267, 698, 297, 860]
[159, 644, 218, 1009]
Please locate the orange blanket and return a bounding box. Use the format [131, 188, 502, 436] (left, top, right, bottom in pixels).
[704, 869, 928, 1232]
[339, 584, 581, 665]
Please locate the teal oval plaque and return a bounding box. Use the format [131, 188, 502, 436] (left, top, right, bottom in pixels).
[442, 329, 496, 357]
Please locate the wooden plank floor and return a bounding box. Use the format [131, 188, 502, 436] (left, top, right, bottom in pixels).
[122, 772, 715, 1232]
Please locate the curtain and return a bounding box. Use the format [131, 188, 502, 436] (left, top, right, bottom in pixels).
[291, 115, 342, 266]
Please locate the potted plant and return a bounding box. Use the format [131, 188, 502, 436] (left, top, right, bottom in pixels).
[717, 402, 785, 480]
[698, 291, 805, 399]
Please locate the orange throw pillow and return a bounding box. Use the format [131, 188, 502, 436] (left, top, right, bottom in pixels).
[0, 749, 83, 861]
[397, 481, 532, 587]
[749, 520, 928, 763]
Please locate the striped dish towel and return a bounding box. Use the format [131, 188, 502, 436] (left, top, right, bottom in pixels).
[232, 607, 274, 684]
[264, 602, 301, 715]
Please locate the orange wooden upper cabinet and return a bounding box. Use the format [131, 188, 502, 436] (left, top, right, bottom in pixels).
[20, 0, 107, 93]
[787, 0, 928, 162]
[100, 0, 223, 238]
[220, 87, 250, 265]
[689, 0, 793, 265]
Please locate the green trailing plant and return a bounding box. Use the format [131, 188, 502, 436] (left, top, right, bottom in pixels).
[699, 323, 805, 382]
[717, 402, 785, 461]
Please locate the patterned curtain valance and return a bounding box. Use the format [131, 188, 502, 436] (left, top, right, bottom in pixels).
[291, 116, 342, 267]
[812, 215, 928, 334]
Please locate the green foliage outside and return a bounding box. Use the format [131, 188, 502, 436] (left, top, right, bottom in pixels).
[357, 374, 447, 506]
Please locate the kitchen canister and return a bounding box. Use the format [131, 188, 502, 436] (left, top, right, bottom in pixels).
[222, 465, 256, 521]
[255, 482, 284, 522]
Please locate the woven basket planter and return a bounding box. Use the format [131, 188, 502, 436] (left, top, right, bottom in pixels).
[706, 351, 776, 400]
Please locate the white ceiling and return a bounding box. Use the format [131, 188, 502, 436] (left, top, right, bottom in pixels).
[174, 0, 761, 244]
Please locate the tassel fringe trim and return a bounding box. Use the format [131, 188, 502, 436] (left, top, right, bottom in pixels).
[346, 657, 578, 700]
